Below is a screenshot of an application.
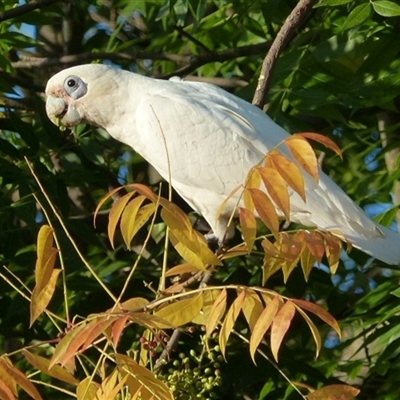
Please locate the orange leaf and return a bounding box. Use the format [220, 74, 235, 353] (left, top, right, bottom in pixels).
[247, 188, 279, 237]
[322, 232, 342, 274]
[297, 132, 342, 159]
[108, 192, 137, 248]
[239, 207, 257, 251]
[0, 379, 15, 400]
[206, 289, 227, 337]
[23, 350, 78, 386]
[257, 166, 291, 220]
[302, 231, 326, 263]
[120, 195, 146, 249]
[285, 136, 319, 182]
[245, 167, 262, 190]
[267, 151, 306, 201]
[219, 290, 246, 357]
[277, 233, 304, 282]
[128, 183, 158, 202]
[300, 245, 317, 281]
[0, 358, 42, 400]
[112, 315, 130, 348]
[306, 384, 360, 400]
[291, 299, 341, 338]
[270, 300, 296, 362]
[249, 296, 281, 363]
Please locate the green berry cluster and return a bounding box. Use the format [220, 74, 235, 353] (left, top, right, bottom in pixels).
[157, 326, 223, 399]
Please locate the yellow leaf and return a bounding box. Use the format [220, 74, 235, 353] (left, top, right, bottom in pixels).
[219, 290, 246, 357]
[119, 297, 149, 312]
[267, 151, 306, 201]
[247, 188, 279, 237]
[120, 195, 146, 249]
[23, 350, 79, 386]
[165, 263, 199, 277]
[285, 136, 319, 182]
[322, 232, 342, 274]
[293, 306, 322, 358]
[239, 207, 257, 251]
[306, 384, 360, 400]
[277, 233, 304, 283]
[116, 354, 173, 400]
[154, 294, 203, 328]
[245, 167, 262, 189]
[249, 296, 281, 363]
[297, 132, 342, 159]
[108, 192, 137, 248]
[291, 299, 341, 338]
[241, 290, 264, 333]
[270, 301, 296, 362]
[94, 186, 125, 228]
[257, 166, 291, 220]
[77, 377, 100, 400]
[192, 289, 221, 325]
[300, 246, 317, 281]
[35, 225, 56, 291]
[30, 268, 61, 326]
[220, 244, 249, 260]
[206, 289, 227, 337]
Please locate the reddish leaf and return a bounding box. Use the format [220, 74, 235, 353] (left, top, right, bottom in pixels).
[239, 207, 257, 251]
[306, 384, 360, 400]
[291, 299, 341, 337]
[249, 296, 281, 363]
[285, 136, 319, 182]
[267, 151, 306, 201]
[270, 301, 296, 362]
[247, 188, 279, 237]
[302, 231, 326, 264]
[0, 379, 15, 400]
[297, 132, 343, 159]
[257, 166, 290, 220]
[129, 183, 159, 202]
[112, 315, 130, 348]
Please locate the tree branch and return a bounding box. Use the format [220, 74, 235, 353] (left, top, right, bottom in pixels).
[252, 0, 317, 108]
[0, 0, 61, 23]
[10, 42, 271, 78]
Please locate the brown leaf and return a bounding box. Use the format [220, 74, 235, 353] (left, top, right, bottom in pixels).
[239, 207, 257, 251]
[249, 296, 281, 363]
[206, 289, 227, 337]
[297, 132, 343, 159]
[219, 290, 246, 357]
[270, 301, 296, 362]
[247, 188, 279, 237]
[285, 136, 319, 182]
[306, 384, 360, 400]
[267, 151, 306, 201]
[277, 233, 304, 282]
[129, 183, 159, 202]
[302, 231, 326, 264]
[291, 299, 341, 338]
[257, 166, 291, 220]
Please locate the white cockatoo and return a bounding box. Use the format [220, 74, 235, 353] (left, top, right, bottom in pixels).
[45, 64, 400, 264]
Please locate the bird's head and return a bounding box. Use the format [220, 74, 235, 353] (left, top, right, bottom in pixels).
[45, 64, 120, 130]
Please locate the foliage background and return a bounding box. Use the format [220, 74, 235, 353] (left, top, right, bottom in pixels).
[1, 0, 400, 399]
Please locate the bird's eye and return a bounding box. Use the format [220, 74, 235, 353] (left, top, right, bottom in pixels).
[63, 75, 88, 99]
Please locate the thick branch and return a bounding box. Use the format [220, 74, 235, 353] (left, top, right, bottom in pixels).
[0, 0, 61, 23]
[252, 0, 317, 108]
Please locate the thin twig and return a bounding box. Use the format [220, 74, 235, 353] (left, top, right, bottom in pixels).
[0, 0, 61, 23]
[252, 0, 317, 108]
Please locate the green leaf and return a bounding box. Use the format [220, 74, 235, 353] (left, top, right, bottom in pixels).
[372, 0, 400, 16]
[342, 3, 372, 30]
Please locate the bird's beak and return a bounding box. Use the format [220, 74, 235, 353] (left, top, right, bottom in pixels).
[46, 96, 82, 129]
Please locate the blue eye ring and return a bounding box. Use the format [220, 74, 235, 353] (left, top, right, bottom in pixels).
[64, 75, 87, 99]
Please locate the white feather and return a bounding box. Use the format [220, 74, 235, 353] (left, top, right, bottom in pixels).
[45, 64, 400, 265]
